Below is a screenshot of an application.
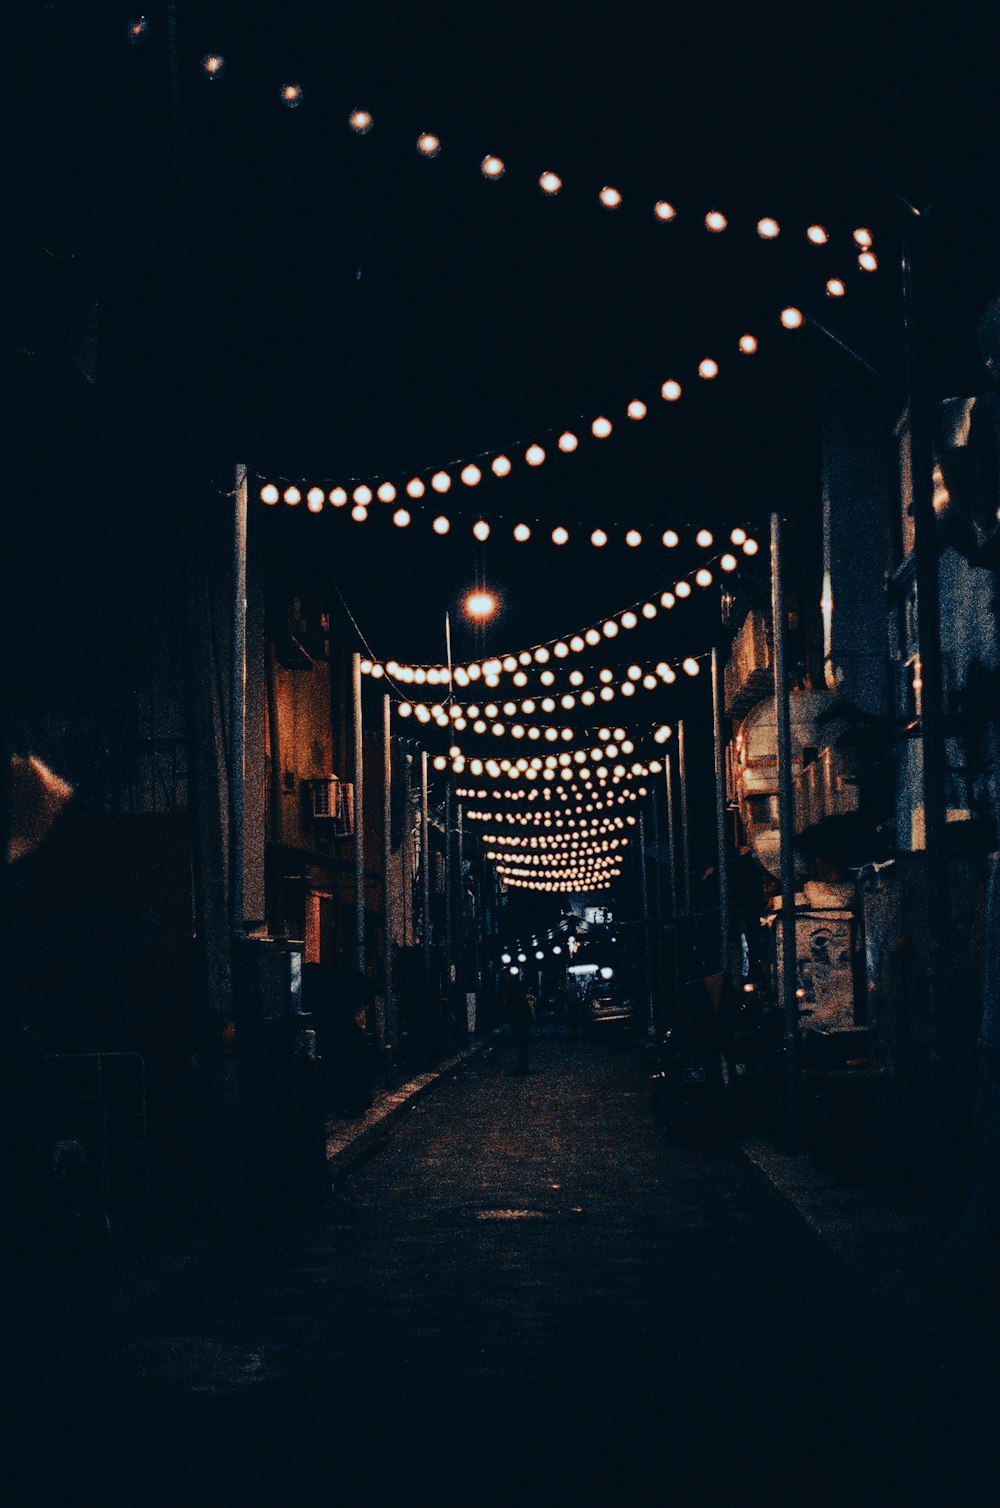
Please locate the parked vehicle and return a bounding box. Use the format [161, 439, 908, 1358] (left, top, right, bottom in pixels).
[582, 988, 635, 1035]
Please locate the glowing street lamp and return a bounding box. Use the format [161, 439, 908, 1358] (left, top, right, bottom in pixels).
[465, 590, 498, 621]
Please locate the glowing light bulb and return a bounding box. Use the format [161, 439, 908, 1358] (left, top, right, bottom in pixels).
[683, 657, 700, 676]
[417, 132, 441, 157]
[353, 484, 373, 506]
[642, 603, 657, 619]
[675, 581, 692, 598]
[720, 552, 737, 570]
[621, 611, 638, 629]
[570, 636, 585, 652]
[539, 171, 562, 195]
[853, 227, 873, 248]
[513, 523, 531, 542]
[627, 400, 647, 420]
[432, 515, 450, 535]
[349, 109, 373, 133]
[654, 201, 676, 221]
[284, 486, 301, 505]
[780, 307, 804, 329]
[696, 568, 713, 587]
[468, 520, 489, 544]
[552, 526, 569, 545]
[654, 725, 672, 744]
[599, 186, 622, 209]
[525, 444, 545, 466]
[261, 484, 279, 504]
[351, 504, 368, 522]
[481, 155, 505, 179]
[585, 629, 601, 646]
[858, 251, 878, 271]
[591, 417, 612, 439]
[201, 54, 225, 78]
[826, 278, 846, 297]
[705, 210, 728, 233]
[556, 432, 579, 455]
[739, 334, 758, 354]
[742, 538, 759, 556]
[491, 454, 512, 478]
[307, 487, 324, 512]
[807, 224, 828, 245]
[603, 620, 618, 638]
[661, 379, 682, 401]
[699, 358, 719, 379]
[696, 528, 713, 547]
[730, 527, 747, 545]
[281, 83, 303, 108]
[662, 529, 679, 548]
[660, 591, 675, 608]
[376, 482, 397, 503]
[431, 471, 451, 493]
[757, 216, 780, 238]
[591, 529, 608, 548]
[126, 18, 150, 43]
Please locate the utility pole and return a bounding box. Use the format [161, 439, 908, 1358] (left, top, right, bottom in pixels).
[677, 719, 692, 915]
[638, 812, 654, 1036]
[352, 652, 366, 983]
[771, 513, 799, 1146]
[901, 208, 950, 1177]
[444, 782, 453, 988]
[421, 750, 431, 972]
[711, 646, 732, 980]
[382, 693, 394, 1062]
[651, 785, 665, 1033]
[664, 754, 681, 1014]
[230, 463, 248, 936]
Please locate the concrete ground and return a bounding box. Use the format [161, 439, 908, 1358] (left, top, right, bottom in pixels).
[13, 1029, 999, 1505]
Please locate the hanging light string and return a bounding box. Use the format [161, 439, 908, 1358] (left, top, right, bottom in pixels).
[176, 43, 880, 277]
[394, 648, 710, 733]
[262, 467, 767, 555]
[359, 549, 755, 688]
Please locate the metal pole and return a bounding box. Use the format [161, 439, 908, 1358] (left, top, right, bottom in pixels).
[664, 755, 681, 1013]
[639, 812, 654, 1036]
[352, 652, 366, 980]
[711, 646, 731, 980]
[382, 694, 394, 1056]
[231, 462, 248, 935]
[677, 718, 692, 914]
[445, 611, 454, 702]
[421, 750, 431, 972]
[445, 782, 453, 987]
[901, 209, 949, 1175]
[456, 799, 465, 991]
[771, 513, 799, 1146]
[651, 783, 665, 1032]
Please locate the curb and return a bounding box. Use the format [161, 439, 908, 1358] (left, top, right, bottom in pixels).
[325, 1032, 500, 1180]
[738, 1135, 940, 1320]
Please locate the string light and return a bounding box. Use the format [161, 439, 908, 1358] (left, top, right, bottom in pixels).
[858, 251, 878, 272]
[126, 18, 150, 44]
[201, 54, 225, 78]
[280, 83, 303, 108]
[431, 471, 451, 493]
[461, 464, 482, 486]
[473, 519, 490, 541]
[407, 478, 426, 499]
[662, 381, 682, 401]
[826, 278, 846, 297]
[757, 217, 780, 238]
[780, 307, 804, 329]
[654, 201, 676, 221]
[525, 445, 545, 466]
[739, 334, 758, 354]
[806, 225, 828, 245]
[591, 417, 612, 439]
[261, 484, 279, 504]
[705, 211, 728, 232]
[558, 432, 578, 453]
[539, 171, 562, 195]
[698, 359, 718, 379]
[492, 455, 512, 477]
[599, 186, 622, 209]
[552, 526, 569, 545]
[627, 400, 647, 420]
[349, 109, 374, 133]
[417, 133, 441, 157]
[432, 515, 450, 534]
[481, 155, 505, 179]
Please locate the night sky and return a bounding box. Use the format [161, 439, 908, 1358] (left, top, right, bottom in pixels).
[7, 1, 1000, 817]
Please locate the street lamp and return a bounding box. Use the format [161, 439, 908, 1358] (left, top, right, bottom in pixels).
[464, 590, 498, 620]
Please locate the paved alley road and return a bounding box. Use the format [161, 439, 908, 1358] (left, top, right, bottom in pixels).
[23, 1034, 996, 1505]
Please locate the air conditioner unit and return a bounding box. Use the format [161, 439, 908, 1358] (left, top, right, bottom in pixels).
[307, 778, 354, 835]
